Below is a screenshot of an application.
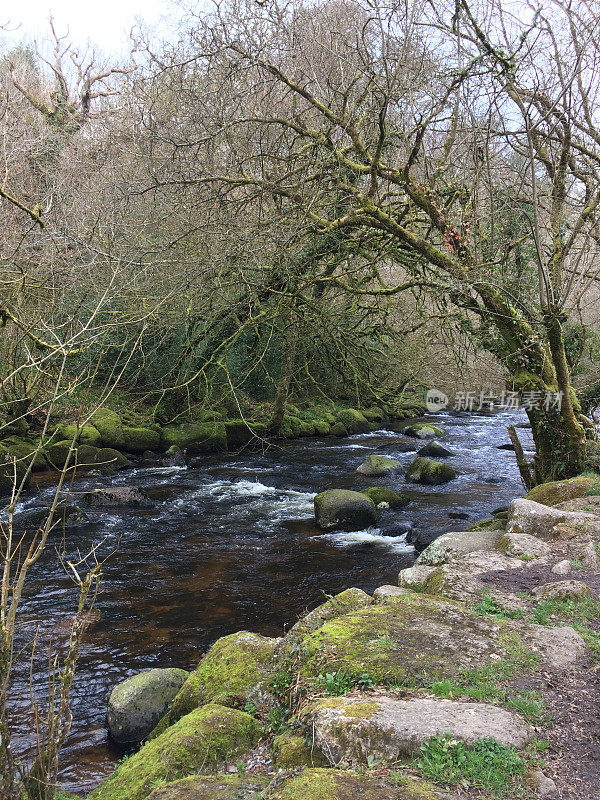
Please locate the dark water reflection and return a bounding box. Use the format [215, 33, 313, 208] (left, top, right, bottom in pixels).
[12, 410, 531, 792]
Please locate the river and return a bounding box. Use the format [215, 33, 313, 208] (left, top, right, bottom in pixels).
[11, 409, 530, 793]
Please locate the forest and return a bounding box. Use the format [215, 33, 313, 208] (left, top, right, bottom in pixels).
[2, 1, 600, 799]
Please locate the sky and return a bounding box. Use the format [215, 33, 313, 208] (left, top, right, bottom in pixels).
[0, 0, 181, 56]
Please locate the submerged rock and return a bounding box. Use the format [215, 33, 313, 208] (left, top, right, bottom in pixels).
[418, 440, 454, 458]
[310, 695, 534, 763]
[107, 668, 189, 744]
[89, 704, 261, 800]
[314, 489, 376, 531]
[405, 457, 456, 485]
[355, 454, 400, 476]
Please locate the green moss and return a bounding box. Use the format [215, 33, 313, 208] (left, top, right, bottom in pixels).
[89, 704, 261, 800]
[309, 697, 379, 718]
[526, 475, 600, 506]
[405, 457, 456, 485]
[313, 420, 331, 435]
[402, 422, 445, 439]
[90, 408, 126, 449]
[153, 632, 279, 735]
[279, 415, 305, 438]
[286, 588, 374, 641]
[329, 422, 348, 437]
[362, 407, 386, 422]
[335, 409, 370, 434]
[161, 422, 227, 453]
[54, 423, 102, 447]
[361, 488, 410, 507]
[121, 426, 161, 453]
[272, 732, 328, 768]
[267, 768, 438, 799]
[144, 774, 269, 800]
[467, 518, 506, 532]
[296, 594, 506, 688]
[224, 420, 268, 448]
[1, 436, 46, 471]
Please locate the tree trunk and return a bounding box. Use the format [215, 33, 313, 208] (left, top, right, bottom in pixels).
[268, 321, 297, 435]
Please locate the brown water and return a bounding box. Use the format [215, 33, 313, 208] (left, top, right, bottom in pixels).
[11, 410, 530, 793]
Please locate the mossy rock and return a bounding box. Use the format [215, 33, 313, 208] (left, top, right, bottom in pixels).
[122, 426, 162, 454]
[225, 420, 268, 448]
[54, 423, 102, 447]
[361, 487, 410, 508]
[286, 587, 374, 641]
[402, 422, 445, 439]
[161, 422, 227, 454]
[1, 436, 47, 471]
[312, 420, 331, 435]
[271, 732, 328, 768]
[526, 475, 600, 507]
[329, 422, 348, 437]
[265, 768, 440, 799]
[90, 408, 126, 449]
[405, 457, 456, 485]
[145, 775, 269, 800]
[362, 407, 386, 423]
[314, 489, 376, 531]
[88, 704, 262, 800]
[152, 632, 280, 735]
[356, 455, 400, 476]
[335, 409, 370, 435]
[296, 593, 506, 687]
[279, 415, 305, 438]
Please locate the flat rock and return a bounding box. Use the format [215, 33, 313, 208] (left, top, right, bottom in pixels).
[417, 530, 502, 566]
[532, 580, 593, 601]
[311, 696, 534, 764]
[497, 532, 552, 560]
[507, 499, 600, 541]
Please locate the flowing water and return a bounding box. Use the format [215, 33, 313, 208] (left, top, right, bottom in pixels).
[11, 409, 531, 793]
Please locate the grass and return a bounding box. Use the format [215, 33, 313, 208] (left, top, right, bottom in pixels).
[530, 595, 600, 658]
[315, 669, 375, 696]
[414, 734, 526, 796]
[472, 593, 524, 620]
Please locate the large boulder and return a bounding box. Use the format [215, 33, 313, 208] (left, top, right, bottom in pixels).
[418, 440, 454, 458]
[335, 409, 370, 435]
[224, 420, 268, 449]
[146, 775, 270, 800]
[360, 487, 410, 508]
[53, 423, 102, 448]
[314, 489, 376, 531]
[106, 668, 189, 744]
[416, 530, 503, 567]
[161, 422, 227, 454]
[1, 436, 46, 471]
[90, 408, 126, 449]
[89, 704, 261, 800]
[355, 455, 400, 476]
[506, 498, 600, 540]
[153, 632, 281, 735]
[532, 580, 593, 601]
[496, 532, 552, 560]
[287, 587, 374, 640]
[122, 426, 162, 454]
[309, 695, 534, 764]
[526, 476, 600, 507]
[295, 593, 509, 686]
[405, 457, 457, 485]
[402, 422, 445, 439]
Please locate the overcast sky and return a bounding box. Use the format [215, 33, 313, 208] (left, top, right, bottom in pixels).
[1, 0, 182, 56]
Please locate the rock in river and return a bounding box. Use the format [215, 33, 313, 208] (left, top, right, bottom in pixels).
[314, 489, 376, 530]
[355, 454, 400, 476]
[405, 457, 457, 485]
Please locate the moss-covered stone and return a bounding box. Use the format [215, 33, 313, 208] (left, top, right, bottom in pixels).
[266, 768, 439, 799]
[314, 490, 376, 530]
[329, 422, 348, 437]
[153, 632, 280, 735]
[362, 407, 386, 423]
[145, 775, 269, 800]
[278, 415, 305, 438]
[467, 517, 507, 532]
[54, 423, 102, 447]
[526, 475, 600, 507]
[360, 487, 410, 508]
[224, 420, 268, 448]
[88, 704, 261, 800]
[271, 732, 328, 768]
[1, 436, 47, 471]
[405, 457, 456, 485]
[313, 420, 331, 435]
[402, 422, 445, 439]
[94, 448, 131, 470]
[161, 422, 227, 453]
[286, 587, 374, 641]
[122, 426, 162, 454]
[296, 593, 506, 687]
[90, 408, 126, 449]
[356, 455, 400, 476]
[335, 409, 370, 435]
